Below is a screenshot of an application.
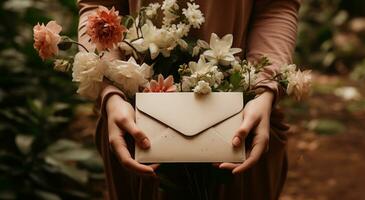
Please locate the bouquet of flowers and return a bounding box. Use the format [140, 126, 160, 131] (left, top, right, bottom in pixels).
[33, 0, 311, 102]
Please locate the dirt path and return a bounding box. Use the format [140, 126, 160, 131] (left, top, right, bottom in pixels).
[281, 74, 365, 200]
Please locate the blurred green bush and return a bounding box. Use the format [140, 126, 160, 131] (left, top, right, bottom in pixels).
[0, 0, 104, 199]
[295, 0, 365, 80]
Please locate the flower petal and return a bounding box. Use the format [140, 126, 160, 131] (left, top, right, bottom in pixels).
[149, 43, 160, 59]
[164, 75, 174, 88]
[209, 33, 219, 49]
[221, 34, 233, 47]
[46, 21, 62, 34]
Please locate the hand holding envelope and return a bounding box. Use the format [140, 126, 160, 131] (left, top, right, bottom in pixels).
[135, 93, 246, 163]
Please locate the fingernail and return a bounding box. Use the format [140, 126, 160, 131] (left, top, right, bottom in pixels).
[232, 136, 241, 147]
[142, 138, 150, 148]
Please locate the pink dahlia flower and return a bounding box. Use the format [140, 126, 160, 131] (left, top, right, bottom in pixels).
[33, 21, 62, 60]
[86, 6, 126, 52]
[144, 74, 177, 92]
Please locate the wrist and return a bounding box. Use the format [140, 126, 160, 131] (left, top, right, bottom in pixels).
[255, 88, 275, 104]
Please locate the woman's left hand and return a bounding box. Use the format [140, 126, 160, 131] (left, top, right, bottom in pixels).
[219, 90, 274, 174]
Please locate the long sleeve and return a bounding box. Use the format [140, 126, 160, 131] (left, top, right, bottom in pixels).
[246, 0, 300, 102]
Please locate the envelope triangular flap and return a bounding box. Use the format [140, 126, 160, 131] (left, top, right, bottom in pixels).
[136, 92, 244, 137]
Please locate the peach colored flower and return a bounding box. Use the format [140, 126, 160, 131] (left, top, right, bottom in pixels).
[86, 6, 126, 52]
[143, 74, 177, 92]
[33, 21, 62, 60]
[287, 70, 312, 101]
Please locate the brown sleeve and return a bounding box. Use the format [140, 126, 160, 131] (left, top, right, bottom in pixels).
[246, 0, 300, 103]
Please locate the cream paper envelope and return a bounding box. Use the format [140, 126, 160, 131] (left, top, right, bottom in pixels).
[135, 92, 245, 163]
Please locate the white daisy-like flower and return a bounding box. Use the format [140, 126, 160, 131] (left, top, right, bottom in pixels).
[203, 33, 242, 66]
[182, 2, 205, 28]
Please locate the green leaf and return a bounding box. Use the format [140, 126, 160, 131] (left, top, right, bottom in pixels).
[44, 156, 89, 184]
[48, 149, 94, 162]
[229, 72, 241, 89]
[45, 139, 80, 153]
[35, 190, 62, 200]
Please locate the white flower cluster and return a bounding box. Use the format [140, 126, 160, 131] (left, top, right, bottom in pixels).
[180, 33, 244, 94]
[119, 0, 204, 60]
[181, 56, 224, 94]
[182, 2, 205, 29]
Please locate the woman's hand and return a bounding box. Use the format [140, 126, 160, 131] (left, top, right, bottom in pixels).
[219, 91, 274, 174]
[106, 94, 159, 176]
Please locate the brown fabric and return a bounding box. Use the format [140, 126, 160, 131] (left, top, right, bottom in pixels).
[77, 0, 300, 199]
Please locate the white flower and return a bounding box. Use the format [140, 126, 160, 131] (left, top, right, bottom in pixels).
[72, 52, 107, 99]
[145, 3, 160, 18]
[189, 56, 215, 76]
[281, 64, 297, 76]
[287, 69, 312, 101]
[231, 60, 242, 72]
[241, 68, 257, 90]
[105, 57, 153, 97]
[203, 33, 242, 66]
[192, 39, 209, 57]
[161, 0, 178, 10]
[193, 80, 211, 94]
[182, 3, 205, 28]
[182, 56, 224, 91]
[137, 20, 176, 59]
[161, 0, 179, 26]
[192, 46, 200, 57]
[197, 39, 209, 49]
[167, 23, 191, 38]
[181, 76, 197, 91]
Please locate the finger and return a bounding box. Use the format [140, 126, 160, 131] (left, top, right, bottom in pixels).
[109, 132, 156, 176]
[219, 162, 239, 170]
[232, 114, 257, 148]
[116, 118, 150, 149]
[232, 130, 269, 174]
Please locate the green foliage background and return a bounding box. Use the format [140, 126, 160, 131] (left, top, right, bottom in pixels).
[0, 0, 364, 199]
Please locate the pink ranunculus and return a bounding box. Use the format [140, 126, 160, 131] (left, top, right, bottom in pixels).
[86, 6, 126, 52]
[33, 21, 62, 60]
[144, 74, 177, 92]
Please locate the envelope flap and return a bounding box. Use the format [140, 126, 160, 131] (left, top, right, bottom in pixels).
[136, 93, 243, 136]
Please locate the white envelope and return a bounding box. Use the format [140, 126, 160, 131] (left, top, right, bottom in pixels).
[135, 92, 245, 163]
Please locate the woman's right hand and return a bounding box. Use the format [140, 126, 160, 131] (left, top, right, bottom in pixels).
[106, 94, 159, 176]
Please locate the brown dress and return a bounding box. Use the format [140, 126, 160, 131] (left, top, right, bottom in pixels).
[77, 0, 300, 199]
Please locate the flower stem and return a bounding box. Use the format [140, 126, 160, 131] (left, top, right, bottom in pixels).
[122, 40, 141, 60]
[70, 41, 89, 53]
